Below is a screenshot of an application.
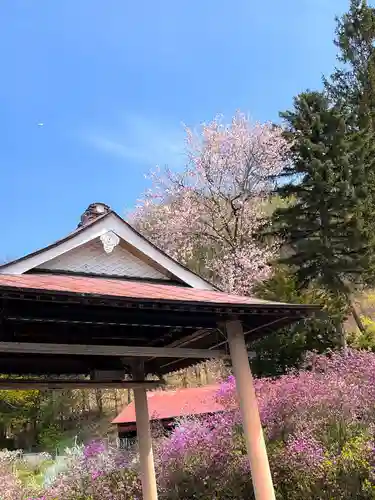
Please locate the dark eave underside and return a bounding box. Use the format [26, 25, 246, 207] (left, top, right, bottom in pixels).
[0, 287, 318, 376]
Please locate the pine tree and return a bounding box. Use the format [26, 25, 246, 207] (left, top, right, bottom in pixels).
[325, 0, 375, 128]
[324, 0, 375, 287]
[267, 91, 368, 343]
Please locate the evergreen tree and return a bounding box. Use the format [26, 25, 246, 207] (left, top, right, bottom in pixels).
[325, 0, 375, 128]
[324, 0, 375, 286]
[267, 91, 368, 343]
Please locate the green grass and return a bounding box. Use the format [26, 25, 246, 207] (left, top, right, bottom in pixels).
[16, 458, 55, 488]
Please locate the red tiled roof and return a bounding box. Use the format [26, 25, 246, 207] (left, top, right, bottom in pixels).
[112, 385, 225, 424]
[0, 274, 286, 307]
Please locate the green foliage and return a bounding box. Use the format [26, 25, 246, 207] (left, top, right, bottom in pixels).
[322, 433, 375, 499]
[38, 424, 65, 453]
[271, 91, 366, 295]
[16, 458, 54, 490]
[325, 0, 375, 127]
[0, 389, 40, 424]
[348, 318, 375, 349]
[250, 267, 344, 376]
[325, 0, 375, 285]
[271, 432, 375, 500]
[260, 88, 375, 347]
[263, 2, 375, 343]
[0, 385, 116, 453]
[346, 290, 375, 349]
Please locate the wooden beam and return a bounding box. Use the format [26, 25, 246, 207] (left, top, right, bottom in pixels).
[146, 329, 212, 363]
[0, 379, 164, 390]
[156, 319, 284, 371]
[0, 342, 230, 359]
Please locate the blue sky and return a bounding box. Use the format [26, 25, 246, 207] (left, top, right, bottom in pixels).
[0, 0, 347, 259]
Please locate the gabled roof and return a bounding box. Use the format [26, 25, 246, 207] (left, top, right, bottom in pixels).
[0, 208, 214, 290]
[112, 385, 225, 424]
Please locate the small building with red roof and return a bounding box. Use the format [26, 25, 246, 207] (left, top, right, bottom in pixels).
[113, 384, 226, 440]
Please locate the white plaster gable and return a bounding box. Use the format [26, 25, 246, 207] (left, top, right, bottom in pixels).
[36, 237, 168, 280]
[0, 212, 214, 290]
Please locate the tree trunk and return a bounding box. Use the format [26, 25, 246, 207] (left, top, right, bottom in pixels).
[95, 389, 103, 415]
[350, 301, 366, 333]
[341, 284, 366, 333]
[203, 363, 209, 384]
[195, 365, 202, 385]
[114, 390, 119, 414]
[81, 390, 89, 416]
[182, 371, 188, 388]
[336, 321, 347, 350]
[0, 422, 6, 442]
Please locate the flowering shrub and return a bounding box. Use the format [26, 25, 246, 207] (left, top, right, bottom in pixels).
[0, 451, 36, 500]
[162, 349, 375, 499]
[37, 441, 141, 500]
[3, 349, 375, 499]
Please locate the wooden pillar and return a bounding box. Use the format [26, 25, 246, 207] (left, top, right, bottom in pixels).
[133, 364, 158, 500]
[225, 320, 276, 500]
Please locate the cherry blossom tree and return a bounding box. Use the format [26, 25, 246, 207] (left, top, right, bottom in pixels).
[132, 112, 289, 295]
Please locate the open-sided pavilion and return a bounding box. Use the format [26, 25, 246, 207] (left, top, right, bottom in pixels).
[0, 203, 317, 500]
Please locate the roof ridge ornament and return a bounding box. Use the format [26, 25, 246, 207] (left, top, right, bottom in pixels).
[78, 202, 111, 228]
[100, 231, 120, 254]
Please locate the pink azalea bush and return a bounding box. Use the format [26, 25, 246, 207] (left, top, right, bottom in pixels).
[159, 349, 375, 499]
[12, 349, 375, 499]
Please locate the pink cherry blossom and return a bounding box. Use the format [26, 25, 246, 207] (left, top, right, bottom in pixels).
[131, 112, 289, 295]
